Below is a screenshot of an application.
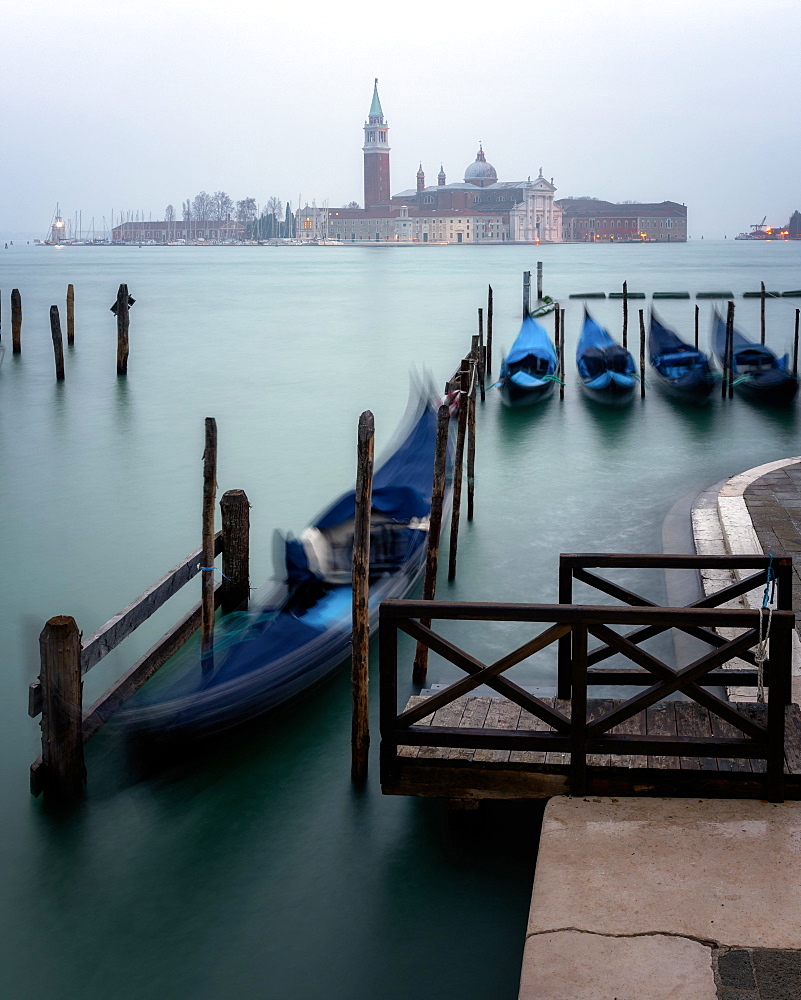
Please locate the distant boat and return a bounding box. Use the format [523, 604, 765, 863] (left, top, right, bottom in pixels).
[498, 315, 559, 407]
[712, 313, 798, 405]
[648, 312, 715, 402]
[122, 385, 449, 738]
[575, 311, 637, 404]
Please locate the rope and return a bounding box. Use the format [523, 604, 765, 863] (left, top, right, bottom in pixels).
[753, 556, 776, 703]
[199, 565, 231, 581]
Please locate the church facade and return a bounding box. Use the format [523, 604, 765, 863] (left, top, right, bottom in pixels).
[299, 81, 561, 244]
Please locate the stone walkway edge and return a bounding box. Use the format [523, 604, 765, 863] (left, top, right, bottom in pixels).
[690, 455, 801, 705]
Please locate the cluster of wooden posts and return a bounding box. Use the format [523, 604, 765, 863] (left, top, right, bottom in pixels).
[1, 283, 133, 376]
[30, 414, 250, 807]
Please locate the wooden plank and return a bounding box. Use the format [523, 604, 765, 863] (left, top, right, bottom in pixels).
[29, 532, 223, 717]
[473, 698, 522, 763]
[416, 697, 467, 760]
[546, 698, 572, 766]
[737, 703, 767, 773]
[398, 696, 432, 758]
[510, 697, 554, 764]
[449, 696, 492, 762]
[587, 699, 615, 766]
[646, 702, 680, 769]
[381, 599, 794, 630]
[675, 702, 717, 770]
[710, 711, 753, 773]
[784, 705, 801, 776]
[611, 706, 648, 768]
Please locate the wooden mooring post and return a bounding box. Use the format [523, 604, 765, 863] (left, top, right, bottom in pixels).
[412, 403, 450, 684]
[559, 307, 566, 399]
[39, 616, 85, 805]
[201, 417, 217, 672]
[220, 489, 250, 614]
[11, 288, 21, 353]
[66, 284, 75, 345]
[760, 281, 766, 345]
[50, 306, 65, 380]
[639, 309, 646, 398]
[536, 261, 543, 301]
[726, 300, 736, 398]
[794, 309, 799, 378]
[467, 343, 478, 521]
[694, 304, 699, 349]
[523, 271, 531, 317]
[622, 281, 628, 349]
[448, 358, 470, 581]
[115, 283, 130, 375]
[478, 308, 485, 403]
[351, 410, 374, 783]
[486, 284, 493, 375]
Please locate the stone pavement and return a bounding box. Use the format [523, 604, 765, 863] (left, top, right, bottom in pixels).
[518, 797, 801, 1000]
[744, 462, 801, 629]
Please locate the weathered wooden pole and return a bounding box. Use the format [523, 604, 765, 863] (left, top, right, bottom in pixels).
[794, 309, 799, 378]
[220, 489, 250, 614]
[694, 304, 699, 349]
[201, 417, 217, 672]
[66, 284, 75, 345]
[478, 308, 485, 402]
[115, 283, 130, 375]
[486, 284, 494, 374]
[760, 281, 766, 345]
[554, 301, 561, 356]
[622, 281, 628, 349]
[467, 350, 477, 522]
[49, 306, 65, 380]
[559, 307, 566, 400]
[523, 270, 531, 317]
[726, 301, 736, 398]
[536, 261, 543, 300]
[639, 309, 646, 398]
[11, 288, 21, 353]
[39, 616, 85, 805]
[412, 403, 450, 684]
[448, 359, 470, 581]
[351, 410, 374, 783]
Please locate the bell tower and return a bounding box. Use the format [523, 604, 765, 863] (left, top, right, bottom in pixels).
[363, 79, 391, 210]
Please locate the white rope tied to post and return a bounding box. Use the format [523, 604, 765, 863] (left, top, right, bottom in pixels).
[754, 555, 777, 704]
[754, 605, 772, 704]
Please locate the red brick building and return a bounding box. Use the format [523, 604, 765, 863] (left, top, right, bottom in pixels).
[558, 198, 687, 242]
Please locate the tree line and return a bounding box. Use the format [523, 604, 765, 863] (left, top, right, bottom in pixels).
[161, 191, 297, 239]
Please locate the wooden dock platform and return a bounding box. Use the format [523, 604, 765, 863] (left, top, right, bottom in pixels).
[385, 695, 801, 801]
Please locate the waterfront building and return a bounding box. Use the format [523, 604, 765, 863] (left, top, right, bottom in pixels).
[299, 81, 562, 244]
[111, 217, 246, 243]
[558, 198, 687, 242]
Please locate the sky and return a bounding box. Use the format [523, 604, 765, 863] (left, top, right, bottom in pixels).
[2, 0, 799, 239]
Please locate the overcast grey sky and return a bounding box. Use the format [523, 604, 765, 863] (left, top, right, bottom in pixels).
[2, 0, 799, 238]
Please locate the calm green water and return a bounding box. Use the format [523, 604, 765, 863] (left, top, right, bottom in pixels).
[1, 241, 800, 999]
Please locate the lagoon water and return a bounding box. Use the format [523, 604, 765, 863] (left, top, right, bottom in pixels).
[1, 240, 800, 999]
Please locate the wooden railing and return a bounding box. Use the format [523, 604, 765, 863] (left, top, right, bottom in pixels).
[557, 554, 793, 699]
[29, 489, 250, 801]
[379, 600, 794, 801]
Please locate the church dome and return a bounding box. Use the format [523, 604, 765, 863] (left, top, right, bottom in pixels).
[464, 146, 497, 186]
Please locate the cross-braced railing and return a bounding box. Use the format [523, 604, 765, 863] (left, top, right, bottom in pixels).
[379, 601, 794, 801]
[557, 554, 793, 700]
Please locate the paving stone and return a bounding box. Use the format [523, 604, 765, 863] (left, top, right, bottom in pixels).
[717, 990, 758, 1000]
[752, 949, 801, 1000]
[718, 950, 756, 989]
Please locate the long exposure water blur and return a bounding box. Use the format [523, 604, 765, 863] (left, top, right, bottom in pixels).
[1, 240, 799, 999]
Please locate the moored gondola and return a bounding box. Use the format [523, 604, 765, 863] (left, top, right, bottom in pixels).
[648, 311, 715, 402]
[498, 314, 560, 407]
[122, 386, 450, 738]
[712, 312, 798, 405]
[575, 311, 637, 404]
